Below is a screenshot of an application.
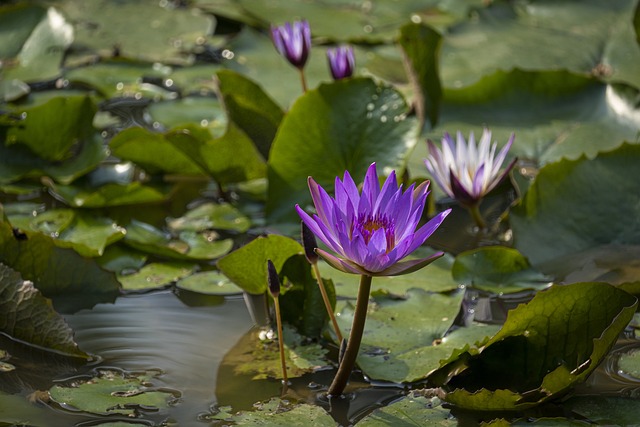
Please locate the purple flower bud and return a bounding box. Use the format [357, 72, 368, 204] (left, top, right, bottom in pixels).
[271, 20, 311, 69]
[327, 45, 355, 80]
[301, 222, 319, 264]
[267, 260, 280, 298]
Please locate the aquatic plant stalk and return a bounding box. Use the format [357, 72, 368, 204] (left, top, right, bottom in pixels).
[302, 222, 343, 342]
[467, 202, 486, 230]
[327, 274, 372, 396]
[267, 260, 288, 385]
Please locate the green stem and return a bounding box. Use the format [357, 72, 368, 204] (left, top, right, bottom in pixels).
[298, 68, 308, 93]
[467, 203, 487, 230]
[274, 296, 288, 387]
[328, 274, 372, 396]
[312, 263, 344, 343]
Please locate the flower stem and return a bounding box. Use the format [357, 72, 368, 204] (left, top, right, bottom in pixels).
[298, 68, 308, 92]
[327, 274, 372, 396]
[312, 262, 344, 343]
[467, 203, 487, 230]
[273, 295, 288, 387]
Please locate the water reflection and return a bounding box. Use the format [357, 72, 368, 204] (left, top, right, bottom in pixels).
[63, 290, 253, 425]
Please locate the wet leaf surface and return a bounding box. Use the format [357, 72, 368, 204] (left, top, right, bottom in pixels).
[0, 263, 88, 359]
[358, 394, 454, 427]
[436, 282, 638, 411]
[48, 369, 177, 416]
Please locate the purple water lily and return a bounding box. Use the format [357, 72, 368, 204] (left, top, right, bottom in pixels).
[327, 45, 355, 80]
[425, 129, 516, 207]
[295, 163, 451, 277]
[271, 20, 311, 69]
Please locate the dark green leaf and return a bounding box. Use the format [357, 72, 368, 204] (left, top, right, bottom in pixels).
[217, 234, 303, 294]
[167, 201, 251, 233]
[109, 127, 206, 175]
[452, 247, 552, 294]
[438, 282, 638, 411]
[511, 143, 640, 267]
[266, 77, 418, 222]
[565, 396, 640, 426]
[0, 210, 120, 297]
[0, 263, 89, 359]
[46, 180, 171, 208]
[6, 96, 96, 162]
[167, 123, 267, 185]
[399, 22, 442, 128]
[215, 69, 284, 159]
[118, 262, 196, 291]
[358, 393, 455, 427]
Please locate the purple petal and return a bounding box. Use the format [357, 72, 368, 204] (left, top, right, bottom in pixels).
[449, 169, 476, 205]
[472, 163, 486, 198]
[374, 252, 445, 276]
[405, 209, 452, 254]
[316, 249, 368, 275]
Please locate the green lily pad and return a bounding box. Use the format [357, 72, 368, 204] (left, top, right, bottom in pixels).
[48, 369, 176, 416]
[215, 69, 284, 159]
[439, 0, 640, 89]
[176, 271, 242, 295]
[0, 4, 73, 84]
[118, 261, 196, 291]
[266, 77, 418, 223]
[617, 348, 640, 379]
[57, 0, 214, 64]
[217, 234, 303, 294]
[167, 122, 267, 186]
[46, 180, 171, 208]
[436, 282, 638, 411]
[0, 210, 120, 297]
[0, 263, 89, 359]
[5, 95, 96, 162]
[336, 288, 482, 383]
[124, 220, 233, 261]
[147, 96, 227, 134]
[109, 126, 206, 176]
[565, 396, 640, 426]
[452, 247, 552, 294]
[399, 22, 442, 128]
[167, 201, 251, 233]
[231, 397, 335, 426]
[511, 143, 640, 267]
[358, 394, 455, 427]
[96, 244, 148, 275]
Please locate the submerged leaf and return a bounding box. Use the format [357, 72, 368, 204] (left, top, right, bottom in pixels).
[436, 282, 638, 411]
[0, 263, 88, 359]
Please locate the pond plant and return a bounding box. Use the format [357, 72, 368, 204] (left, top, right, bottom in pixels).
[1, 0, 640, 426]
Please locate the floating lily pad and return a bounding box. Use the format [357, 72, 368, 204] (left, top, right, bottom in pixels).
[0, 391, 49, 427]
[617, 348, 640, 379]
[95, 244, 148, 275]
[511, 143, 640, 267]
[565, 396, 640, 426]
[124, 220, 233, 261]
[176, 271, 242, 295]
[48, 369, 177, 416]
[0, 210, 120, 297]
[358, 394, 455, 427]
[231, 397, 335, 426]
[167, 201, 251, 233]
[118, 261, 196, 291]
[46, 180, 171, 208]
[452, 247, 552, 294]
